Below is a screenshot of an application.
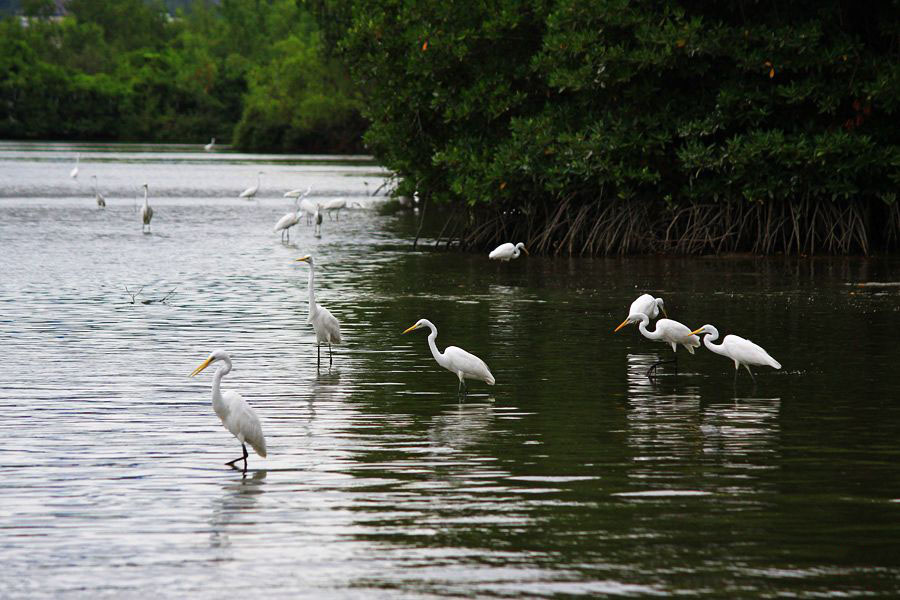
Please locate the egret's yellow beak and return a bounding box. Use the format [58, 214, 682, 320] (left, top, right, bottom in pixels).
[661, 306, 669, 318]
[521, 246, 530, 255]
[402, 323, 420, 335]
[295, 255, 311, 263]
[689, 327, 705, 336]
[190, 356, 214, 377]
[613, 318, 631, 332]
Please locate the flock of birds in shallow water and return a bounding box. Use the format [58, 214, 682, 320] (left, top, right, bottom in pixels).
[68, 150, 782, 472]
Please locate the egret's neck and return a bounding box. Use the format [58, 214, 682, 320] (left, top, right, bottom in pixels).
[306, 264, 318, 317]
[211, 358, 232, 410]
[702, 328, 726, 355]
[424, 323, 447, 367]
[143, 188, 149, 206]
[512, 247, 521, 259]
[637, 316, 662, 341]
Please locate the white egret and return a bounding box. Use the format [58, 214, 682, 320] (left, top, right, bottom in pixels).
[299, 197, 318, 225]
[69, 153, 80, 179]
[284, 185, 311, 199]
[295, 255, 342, 368]
[313, 205, 323, 236]
[140, 183, 153, 233]
[239, 171, 263, 200]
[690, 324, 781, 381]
[273, 204, 301, 242]
[91, 175, 106, 208]
[204, 137, 215, 152]
[614, 294, 667, 332]
[190, 350, 267, 471]
[402, 318, 495, 397]
[489, 242, 528, 261]
[629, 312, 700, 377]
[323, 197, 346, 220]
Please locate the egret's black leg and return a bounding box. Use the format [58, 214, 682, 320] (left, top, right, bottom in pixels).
[226, 443, 249, 472]
[329, 344, 333, 367]
[317, 343, 321, 369]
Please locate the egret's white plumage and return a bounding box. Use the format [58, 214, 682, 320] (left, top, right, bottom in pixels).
[299, 197, 318, 225]
[140, 183, 153, 232]
[690, 324, 781, 380]
[630, 312, 700, 354]
[313, 205, 323, 236]
[489, 242, 528, 261]
[91, 175, 106, 208]
[295, 255, 342, 367]
[273, 207, 301, 241]
[614, 294, 667, 332]
[323, 197, 346, 220]
[239, 171, 263, 200]
[204, 137, 215, 151]
[190, 350, 267, 471]
[402, 318, 495, 396]
[70, 153, 80, 179]
[284, 185, 311, 199]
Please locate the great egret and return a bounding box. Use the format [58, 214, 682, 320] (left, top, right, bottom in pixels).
[614, 294, 667, 332]
[629, 312, 700, 377]
[690, 324, 781, 381]
[284, 185, 311, 199]
[204, 137, 215, 152]
[69, 153, 80, 179]
[295, 255, 342, 368]
[140, 183, 153, 233]
[313, 205, 323, 236]
[322, 197, 346, 221]
[190, 350, 267, 472]
[273, 205, 301, 242]
[299, 197, 318, 225]
[91, 175, 106, 208]
[402, 318, 495, 397]
[239, 171, 263, 200]
[489, 242, 528, 261]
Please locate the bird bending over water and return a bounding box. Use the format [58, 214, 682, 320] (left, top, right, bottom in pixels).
[140, 183, 153, 233]
[489, 242, 528, 261]
[690, 324, 781, 382]
[629, 312, 700, 377]
[190, 350, 267, 471]
[295, 255, 342, 368]
[614, 294, 667, 332]
[239, 171, 263, 200]
[402, 318, 495, 398]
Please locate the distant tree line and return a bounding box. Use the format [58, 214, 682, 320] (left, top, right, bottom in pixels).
[0, 0, 366, 152]
[311, 0, 900, 255]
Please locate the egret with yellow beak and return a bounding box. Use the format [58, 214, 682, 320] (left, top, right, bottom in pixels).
[295, 255, 342, 368]
[690, 324, 781, 382]
[614, 294, 667, 332]
[190, 350, 267, 471]
[402, 319, 495, 398]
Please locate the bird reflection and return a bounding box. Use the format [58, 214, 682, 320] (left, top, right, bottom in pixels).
[428, 401, 496, 452]
[209, 469, 267, 549]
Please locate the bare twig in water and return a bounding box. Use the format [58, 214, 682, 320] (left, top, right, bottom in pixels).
[124, 286, 144, 304]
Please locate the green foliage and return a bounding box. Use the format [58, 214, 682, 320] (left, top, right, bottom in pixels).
[0, 0, 364, 151]
[319, 0, 900, 253]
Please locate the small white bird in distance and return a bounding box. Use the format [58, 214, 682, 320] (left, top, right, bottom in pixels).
[70, 153, 80, 179]
[614, 294, 667, 332]
[91, 175, 106, 208]
[322, 197, 347, 220]
[273, 205, 301, 242]
[295, 255, 342, 368]
[628, 312, 700, 377]
[690, 324, 781, 381]
[283, 185, 312, 199]
[239, 171, 263, 200]
[313, 205, 323, 236]
[190, 350, 267, 471]
[140, 183, 153, 233]
[489, 242, 528, 261]
[204, 137, 215, 151]
[402, 318, 495, 398]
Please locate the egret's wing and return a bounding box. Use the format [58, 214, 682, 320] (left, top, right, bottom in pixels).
[629, 294, 654, 319]
[489, 243, 513, 260]
[725, 335, 781, 369]
[274, 212, 294, 231]
[222, 391, 267, 458]
[444, 346, 495, 384]
[313, 304, 342, 344]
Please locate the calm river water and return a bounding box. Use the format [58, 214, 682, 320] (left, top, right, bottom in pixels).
[1, 142, 899, 598]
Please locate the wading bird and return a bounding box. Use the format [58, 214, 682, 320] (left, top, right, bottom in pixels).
[614, 294, 667, 332]
[204, 137, 215, 152]
[295, 255, 342, 368]
[273, 203, 301, 242]
[300, 197, 318, 225]
[322, 197, 346, 220]
[91, 175, 106, 208]
[489, 242, 528, 261]
[239, 171, 263, 200]
[313, 205, 323, 236]
[629, 312, 700, 377]
[402, 318, 495, 398]
[69, 153, 80, 179]
[140, 183, 153, 233]
[284, 185, 312, 200]
[190, 350, 267, 472]
[690, 324, 781, 382]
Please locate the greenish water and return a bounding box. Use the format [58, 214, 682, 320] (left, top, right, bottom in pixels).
[1, 142, 899, 598]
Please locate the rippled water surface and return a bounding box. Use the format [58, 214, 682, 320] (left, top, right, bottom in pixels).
[2, 142, 900, 598]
